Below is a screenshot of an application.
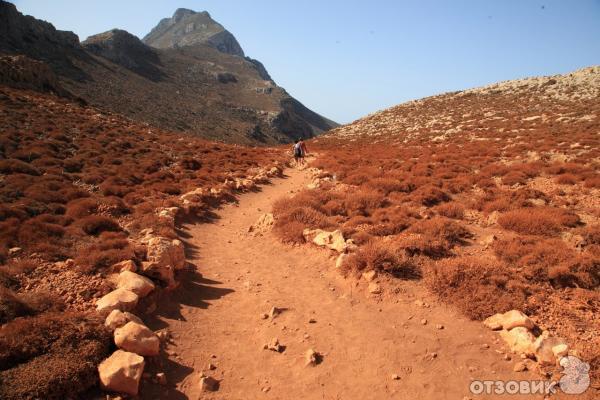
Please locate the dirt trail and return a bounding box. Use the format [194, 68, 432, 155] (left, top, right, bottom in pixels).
[143, 167, 544, 400]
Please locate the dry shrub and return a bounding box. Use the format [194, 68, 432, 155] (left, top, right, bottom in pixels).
[583, 176, 600, 188]
[344, 189, 386, 216]
[410, 185, 450, 207]
[498, 207, 580, 236]
[71, 215, 121, 236]
[424, 256, 528, 320]
[0, 286, 63, 324]
[273, 205, 332, 244]
[368, 207, 420, 236]
[407, 217, 471, 252]
[65, 198, 98, 219]
[17, 217, 66, 246]
[434, 202, 465, 219]
[493, 237, 574, 283]
[340, 240, 418, 279]
[0, 159, 40, 176]
[555, 173, 578, 185]
[548, 255, 599, 289]
[501, 170, 528, 186]
[0, 312, 112, 400]
[365, 177, 407, 195]
[74, 235, 135, 274]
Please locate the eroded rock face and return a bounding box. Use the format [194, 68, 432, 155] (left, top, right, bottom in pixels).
[96, 288, 139, 314]
[142, 9, 245, 57]
[98, 350, 145, 396]
[114, 321, 160, 356]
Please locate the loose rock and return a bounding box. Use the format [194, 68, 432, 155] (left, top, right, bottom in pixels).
[200, 376, 219, 392]
[114, 321, 160, 356]
[117, 270, 155, 297]
[96, 288, 139, 314]
[98, 350, 145, 396]
[305, 349, 322, 366]
[105, 309, 143, 331]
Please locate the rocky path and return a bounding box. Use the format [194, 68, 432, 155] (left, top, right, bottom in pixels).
[143, 167, 543, 399]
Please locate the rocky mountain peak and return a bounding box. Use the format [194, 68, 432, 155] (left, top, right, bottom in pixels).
[142, 8, 244, 57]
[82, 29, 163, 81]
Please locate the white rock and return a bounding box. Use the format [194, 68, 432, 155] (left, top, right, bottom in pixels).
[96, 288, 139, 314]
[117, 271, 155, 297]
[114, 321, 160, 356]
[484, 310, 534, 331]
[303, 229, 347, 252]
[98, 350, 145, 396]
[499, 327, 536, 356]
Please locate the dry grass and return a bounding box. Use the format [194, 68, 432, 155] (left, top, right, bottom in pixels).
[498, 207, 580, 236]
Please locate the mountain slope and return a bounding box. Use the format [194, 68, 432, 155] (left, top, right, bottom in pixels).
[0, 2, 337, 144]
[305, 66, 600, 389]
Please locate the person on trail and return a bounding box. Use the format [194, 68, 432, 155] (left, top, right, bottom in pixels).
[293, 139, 303, 166]
[299, 139, 308, 165]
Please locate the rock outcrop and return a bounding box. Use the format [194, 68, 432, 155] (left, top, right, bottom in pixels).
[142, 9, 244, 56]
[83, 29, 163, 81]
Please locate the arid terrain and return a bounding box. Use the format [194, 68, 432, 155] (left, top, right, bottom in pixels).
[0, 2, 337, 144]
[0, 2, 599, 399]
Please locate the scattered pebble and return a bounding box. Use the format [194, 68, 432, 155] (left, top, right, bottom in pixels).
[391, 374, 400, 380]
[420, 319, 428, 325]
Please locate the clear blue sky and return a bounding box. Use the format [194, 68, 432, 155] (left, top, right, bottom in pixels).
[11, 0, 600, 124]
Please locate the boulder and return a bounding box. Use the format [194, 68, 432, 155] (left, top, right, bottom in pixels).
[114, 321, 160, 356]
[96, 288, 139, 314]
[117, 270, 156, 297]
[484, 310, 534, 331]
[105, 309, 144, 331]
[499, 327, 536, 356]
[98, 350, 145, 396]
[303, 229, 347, 252]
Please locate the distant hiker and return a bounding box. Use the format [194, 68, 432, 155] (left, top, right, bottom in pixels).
[293, 139, 303, 166]
[299, 139, 308, 164]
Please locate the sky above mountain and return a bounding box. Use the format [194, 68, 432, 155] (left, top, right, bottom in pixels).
[11, 0, 600, 124]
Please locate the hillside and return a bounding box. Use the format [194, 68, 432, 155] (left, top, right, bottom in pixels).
[282, 66, 599, 389]
[0, 2, 337, 144]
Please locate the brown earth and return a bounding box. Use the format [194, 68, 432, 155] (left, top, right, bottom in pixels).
[141, 165, 576, 400]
